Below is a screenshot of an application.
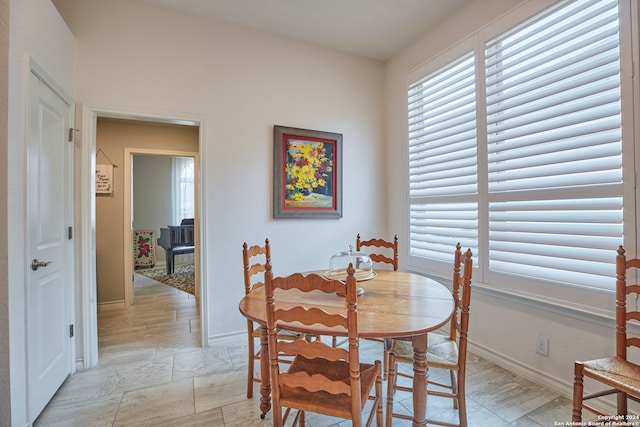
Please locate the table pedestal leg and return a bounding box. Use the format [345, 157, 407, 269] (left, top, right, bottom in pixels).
[259, 325, 271, 418]
[412, 334, 428, 427]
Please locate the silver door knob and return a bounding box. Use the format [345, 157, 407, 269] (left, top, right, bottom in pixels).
[31, 259, 52, 271]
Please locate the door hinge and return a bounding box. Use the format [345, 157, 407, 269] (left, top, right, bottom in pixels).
[68, 226, 73, 240]
[69, 324, 74, 338]
[68, 128, 79, 142]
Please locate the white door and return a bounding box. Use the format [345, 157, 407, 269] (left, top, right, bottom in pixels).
[27, 70, 74, 422]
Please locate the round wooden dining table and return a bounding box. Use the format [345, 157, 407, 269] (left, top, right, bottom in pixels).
[238, 269, 455, 427]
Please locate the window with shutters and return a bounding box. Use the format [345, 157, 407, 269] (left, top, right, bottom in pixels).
[408, 51, 479, 279]
[408, 0, 630, 297]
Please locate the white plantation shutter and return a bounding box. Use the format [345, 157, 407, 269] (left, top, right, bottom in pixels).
[485, 0, 622, 290]
[408, 52, 479, 267]
[407, 0, 625, 290]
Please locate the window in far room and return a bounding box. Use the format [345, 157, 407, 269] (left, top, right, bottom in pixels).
[172, 156, 194, 224]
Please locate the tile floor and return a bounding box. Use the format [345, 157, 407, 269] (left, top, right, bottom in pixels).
[33, 272, 589, 426]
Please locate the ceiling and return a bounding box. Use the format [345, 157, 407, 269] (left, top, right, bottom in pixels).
[136, 0, 469, 61]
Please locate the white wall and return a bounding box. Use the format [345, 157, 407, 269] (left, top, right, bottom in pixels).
[54, 0, 386, 341]
[385, 0, 618, 400]
[7, 0, 75, 424]
[0, 0, 9, 423]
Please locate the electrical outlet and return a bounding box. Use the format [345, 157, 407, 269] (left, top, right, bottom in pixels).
[536, 336, 549, 356]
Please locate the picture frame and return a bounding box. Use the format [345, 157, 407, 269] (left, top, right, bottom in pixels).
[95, 164, 113, 194]
[273, 125, 342, 219]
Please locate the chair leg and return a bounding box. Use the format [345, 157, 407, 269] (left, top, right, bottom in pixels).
[383, 348, 388, 380]
[247, 332, 255, 398]
[450, 369, 458, 409]
[386, 353, 397, 427]
[457, 370, 467, 427]
[617, 391, 628, 417]
[572, 362, 584, 422]
[376, 366, 383, 427]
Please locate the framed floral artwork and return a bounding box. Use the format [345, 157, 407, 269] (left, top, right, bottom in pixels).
[133, 230, 155, 267]
[273, 125, 342, 219]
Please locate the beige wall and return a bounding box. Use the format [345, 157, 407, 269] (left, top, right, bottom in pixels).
[96, 118, 198, 303]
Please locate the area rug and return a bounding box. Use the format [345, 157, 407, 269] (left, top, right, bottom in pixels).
[136, 264, 195, 296]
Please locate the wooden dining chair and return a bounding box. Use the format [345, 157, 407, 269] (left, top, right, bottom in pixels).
[356, 233, 399, 271]
[332, 234, 399, 377]
[572, 246, 640, 421]
[265, 263, 383, 427]
[242, 239, 306, 399]
[386, 243, 473, 427]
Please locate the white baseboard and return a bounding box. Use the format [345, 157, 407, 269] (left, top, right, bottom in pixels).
[469, 341, 572, 396]
[97, 300, 125, 312]
[207, 331, 245, 347]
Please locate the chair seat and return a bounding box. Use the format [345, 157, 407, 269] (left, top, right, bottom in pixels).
[582, 356, 640, 396]
[279, 355, 380, 420]
[252, 326, 305, 340]
[391, 333, 458, 369]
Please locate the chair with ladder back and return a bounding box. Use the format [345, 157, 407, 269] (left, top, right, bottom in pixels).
[242, 239, 306, 399]
[265, 262, 383, 426]
[572, 246, 640, 422]
[335, 234, 399, 379]
[386, 243, 473, 427]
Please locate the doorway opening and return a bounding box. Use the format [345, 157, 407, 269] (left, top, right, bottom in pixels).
[79, 109, 207, 368]
[124, 149, 199, 305]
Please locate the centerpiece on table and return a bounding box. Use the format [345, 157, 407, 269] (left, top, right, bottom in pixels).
[326, 245, 375, 296]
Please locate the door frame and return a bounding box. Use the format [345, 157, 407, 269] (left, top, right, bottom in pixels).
[78, 107, 207, 368]
[124, 148, 200, 306]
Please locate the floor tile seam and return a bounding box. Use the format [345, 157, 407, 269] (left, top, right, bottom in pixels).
[110, 367, 178, 403]
[505, 394, 569, 425]
[392, 390, 513, 425]
[190, 376, 197, 417]
[463, 365, 501, 387]
[167, 354, 177, 383]
[45, 380, 123, 410]
[465, 393, 514, 426]
[110, 388, 126, 427]
[153, 335, 161, 359]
